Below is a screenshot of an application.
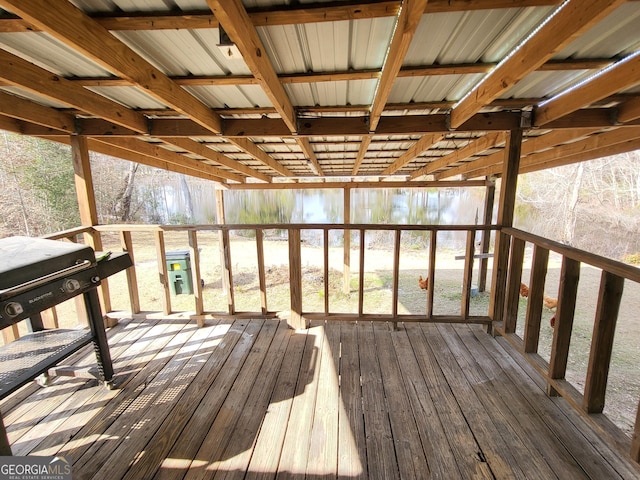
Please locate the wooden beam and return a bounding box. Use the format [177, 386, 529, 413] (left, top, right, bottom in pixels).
[412, 132, 505, 179]
[0, 48, 147, 133]
[352, 136, 372, 175]
[95, 137, 242, 182]
[160, 137, 270, 182]
[207, 0, 297, 133]
[0, 1, 564, 32]
[0, 0, 224, 134]
[617, 95, 640, 123]
[449, 0, 626, 129]
[230, 137, 295, 177]
[489, 129, 522, 326]
[438, 128, 601, 179]
[68, 58, 613, 88]
[0, 91, 75, 132]
[535, 52, 640, 126]
[296, 137, 324, 176]
[227, 179, 488, 190]
[382, 134, 443, 176]
[369, 0, 428, 131]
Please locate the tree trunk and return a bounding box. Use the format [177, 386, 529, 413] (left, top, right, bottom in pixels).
[113, 162, 138, 221]
[563, 163, 584, 245]
[180, 174, 194, 222]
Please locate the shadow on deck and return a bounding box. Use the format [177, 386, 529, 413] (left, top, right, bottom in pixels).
[2, 317, 639, 479]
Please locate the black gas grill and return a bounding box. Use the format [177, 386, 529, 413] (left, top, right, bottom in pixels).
[0, 236, 121, 455]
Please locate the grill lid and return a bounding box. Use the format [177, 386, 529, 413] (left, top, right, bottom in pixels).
[0, 236, 96, 290]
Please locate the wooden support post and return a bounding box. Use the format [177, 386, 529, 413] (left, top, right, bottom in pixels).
[343, 187, 351, 294]
[427, 231, 436, 319]
[489, 128, 523, 332]
[632, 399, 640, 462]
[215, 188, 228, 298]
[71, 135, 110, 321]
[221, 229, 234, 315]
[461, 230, 476, 319]
[288, 228, 306, 329]
[256, 229, 268, 315]
[503, 237, 525, 334]
[41, 308, 59, 329]
[547, 256, 580, 396]
[188, 230, 204, 320]
[154, 230, 171, 315]
[392, 229, 401, 329]
[523, 245, 549, 353]
[478, 179, 495, 292]
[583, 271, 624, 413]
[323, 229, 329, 315]
[120, 230, 141, 314]
[358, 230, 365, 317]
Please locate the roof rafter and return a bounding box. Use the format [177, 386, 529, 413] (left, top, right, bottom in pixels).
[296, 138, 324, 176]
[0, 1, 563, 33]
[0, 0, 224, 135]
[0, 90, 75, 132]
[352, 136, 372, 175]
[95, 137, 243, 183]
[410, 132, 506, 179]
[0, 49, 148, 133]
[157, 137, 271, 183]
[617, 96, 640, 123]
[231, 137, 295, 177]
[207, 0, 297, 134]
[534, 52, 640, 126]
[369, 0, 428, 132]
[381, 134, 444, 175]
[449, 0, 626, 129]
[437, 128, 601, 179]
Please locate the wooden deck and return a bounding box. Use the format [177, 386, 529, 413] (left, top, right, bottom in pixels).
[2, 317, 639, 480]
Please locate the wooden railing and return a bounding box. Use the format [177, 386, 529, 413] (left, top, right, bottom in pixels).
[494, 227, 640, 463]
[88, 223, 496, 329]
[30, 223, 640, 463]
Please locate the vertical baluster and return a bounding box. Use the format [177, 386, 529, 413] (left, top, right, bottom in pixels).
[358, 229, 365, 317]
[461, 229, 476, 319]
[503, 237, 525, 334]
[323, 229, 329, 315]
[189, 230, 204, 320]
[583, 271, 624, 413]
[256, 228, 267, 315]
[426, 230, 436, 319]
[523, 245, 549, 353]
[221, 228, 234, 315]
[154, 230, 171, 315]
[547, 256, 580, 396]
[288, 228, 305, 329]
[632, 399, 640, 461]
[120, 230, 140, 315]
[392, 229, 401, 329]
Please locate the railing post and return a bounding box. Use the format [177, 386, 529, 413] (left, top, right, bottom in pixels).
[256, 229, 268, 315]
[343, 188, 351, 294]
[188, 230, 204, 320]
[461, 229, 475, 319]
[120, 230, 141, 315]
[221, 228, 235, 315]
[632, 399, 640, 462]
[358, 229, 365, 317]
[392, 229, 401, 329]
[489, 128, 522, 332]
[547, 256, 580, 396]
[478, 179, 495, 292]
[583, 271, 624, 413]
[426, 230, 436, 318]
[154, 230, 171, 316]
[503, 237, 525, 333]
[523, 245, 549, 353]
[288, 228, 307, 329]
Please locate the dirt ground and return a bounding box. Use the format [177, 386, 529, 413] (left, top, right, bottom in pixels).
[49, 231, 640, 437]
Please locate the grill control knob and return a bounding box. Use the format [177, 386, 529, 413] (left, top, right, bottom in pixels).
[4, 302, 23, 317]
[63, 278, 81, 293]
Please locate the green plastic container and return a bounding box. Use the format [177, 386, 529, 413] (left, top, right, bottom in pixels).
[166, 250, 193, 295]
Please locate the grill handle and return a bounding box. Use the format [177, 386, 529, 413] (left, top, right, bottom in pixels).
[0, 260, 94, 301]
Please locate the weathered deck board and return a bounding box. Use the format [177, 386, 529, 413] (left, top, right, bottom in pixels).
[1, 319, 639, 480]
